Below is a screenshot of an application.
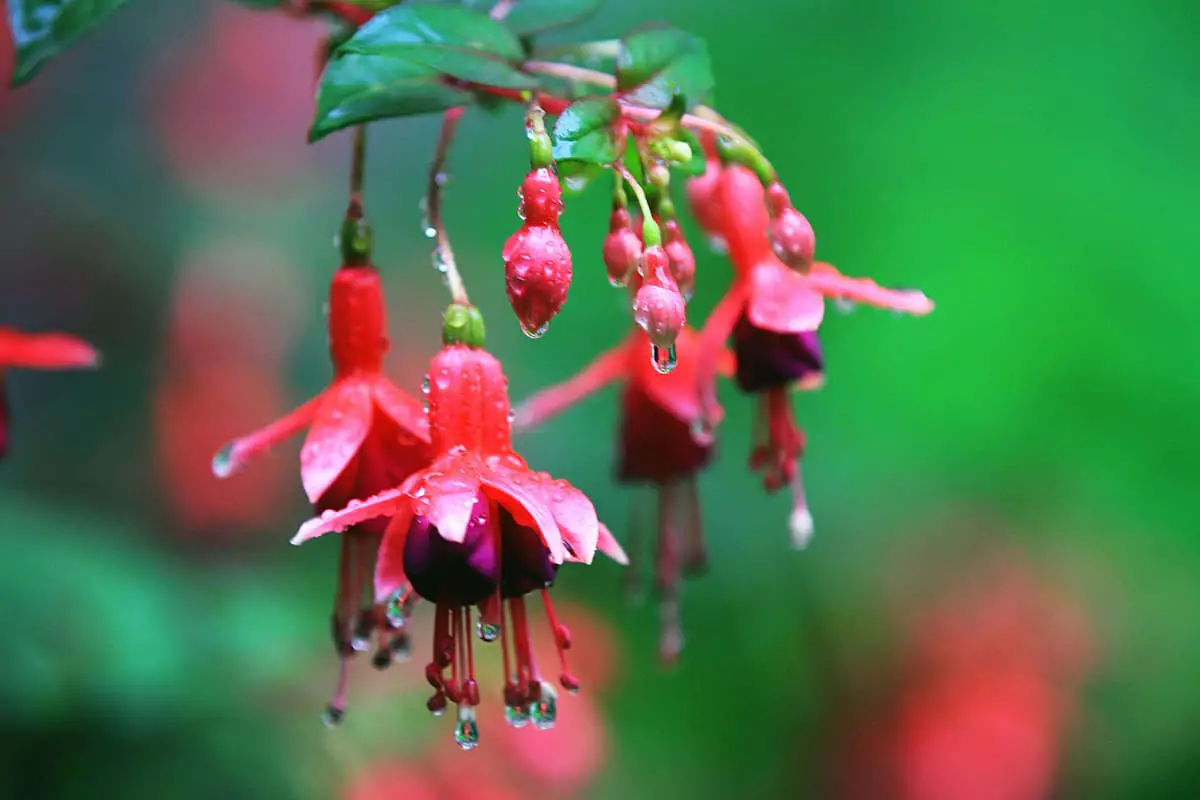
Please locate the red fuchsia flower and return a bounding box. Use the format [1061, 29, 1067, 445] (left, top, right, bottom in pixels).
[503, 167, 572, 338]
[513, 326, 732, 664]
[291, 310, 627, 748]
[0, 328, 99, 458]
[693, 163, 934, 546]
[212, 232, 433, 722]
[684, 132, 728, 254]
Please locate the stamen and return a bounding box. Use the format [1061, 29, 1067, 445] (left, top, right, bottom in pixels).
[541, 588, 580, 692]
[446, 606, 462, 703]
[680, 478, 708, 576]
[321, 656, 350, 728]
[461, 606, 479, 706]
[510, 596, 535, 702]
[657, 483, 684, 665]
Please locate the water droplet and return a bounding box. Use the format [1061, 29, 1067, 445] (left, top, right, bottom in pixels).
[706, 234, 729, 255]
[418, 197, 436, 238]
[563, 174, 588, 193]
[454, 707, 480, 750]
[505, 704, 531, 728]
[386, 592, 409, 628]
[211, 444, 235, 478]
[650, 344, 678, 374]
[435, 170, 450, 187]
[478, 621, 500, 642]
[350, 635, 370, 653]
[516, 205, 527, 221]
[789, 506, 815, 549]
[531, 682, 558, 730]
[608, 274, 628, 288]
[834, 298, 857, 314]
[321, 705, 345, 728]
[431, 248, 448, 273]
[507, 408, 516, 424]
[522, 322, 549, 339]
[421, 375, 431, 395]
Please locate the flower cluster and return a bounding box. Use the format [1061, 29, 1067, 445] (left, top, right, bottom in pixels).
[8, 0, 941, 754]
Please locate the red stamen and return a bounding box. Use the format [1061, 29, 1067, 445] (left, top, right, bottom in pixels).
[510, 597, 535, 701]
[446, 607, 462, 703]
[462, 606, 479, 706]
[657, 484, 684, 665]
[753, 388, 805, 492]
[541, 588, 579, 691]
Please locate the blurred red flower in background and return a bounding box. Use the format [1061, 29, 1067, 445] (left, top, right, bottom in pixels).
[833, 538, 1094, 800]
[154, 238, 307, 536]
[145, 3, 323, 196]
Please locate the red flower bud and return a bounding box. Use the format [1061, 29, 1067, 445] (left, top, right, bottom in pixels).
[766, 182, 816, 271]
[504, 169, 573, 337]
[632, 246, 686, 373]
[503, 224, 573, 339]
[662, 219, 696, 300]
[685, 142, 727, 253]
[518, 167, 564, 226]
[602, 208, 643, 288]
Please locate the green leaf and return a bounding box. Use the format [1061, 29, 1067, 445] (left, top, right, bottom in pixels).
[499, 0, 604, 37]
[7, 0, 134, 86]
[551, 96, 622, 166]
[616, 27, 714, 110]
[338, 3, 537, 90]
[310, 53, 474, 142]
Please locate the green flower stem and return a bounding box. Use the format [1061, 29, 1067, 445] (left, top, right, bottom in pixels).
[614, 164, 661, 247]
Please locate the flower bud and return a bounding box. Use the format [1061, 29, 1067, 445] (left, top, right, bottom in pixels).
[518, 167, 564, 227]
[632, 246, 686, 350]
[662, 218, 696, 300]
[685, 157, 727, 253]
[766, 182, 815, 271]
[602, 208, 643, 288]
[503, 225, 573, 338]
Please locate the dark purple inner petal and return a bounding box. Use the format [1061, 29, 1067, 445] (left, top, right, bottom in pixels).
[732, 313, 824, 393]
[500, 509, 557, 598]
[404, 493, 499, 606]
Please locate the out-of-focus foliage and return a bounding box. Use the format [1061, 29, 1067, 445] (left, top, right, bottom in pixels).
[1, 0, 1197, 797]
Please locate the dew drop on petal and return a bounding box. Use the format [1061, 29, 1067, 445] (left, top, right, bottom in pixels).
[650, 344, 678, 374]
[454, 707, 480, 750]
[706, 234, 729, 255]
[211, 443, 235, 478]
[422, 375, 431, 395]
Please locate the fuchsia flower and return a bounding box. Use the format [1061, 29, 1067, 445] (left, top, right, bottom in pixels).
[503, 167, 573, 338]
[693, 163, 934, 545]
[0, 328, 99, 458]
[213, 251, 433, 721]
[291, 317, 626, 748]
[514, 327, 732, 663]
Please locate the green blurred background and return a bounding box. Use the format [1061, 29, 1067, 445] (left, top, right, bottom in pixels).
[2, 0, 1198, 797]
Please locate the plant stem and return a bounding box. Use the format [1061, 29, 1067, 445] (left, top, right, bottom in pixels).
[348, 125, 366, 216]
[428, 107, 470, 306]
[614, 164, 661, 246]
[522, 60, 757, 149]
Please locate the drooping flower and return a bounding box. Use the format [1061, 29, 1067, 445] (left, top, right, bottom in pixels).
[291, 307, 626, 747]
[693, 163, 934, 545]
[503, 167, 572, 338]
[513, 326, 731, 664]
[0, 328, 99, 459]
[213, 234, 432, 721]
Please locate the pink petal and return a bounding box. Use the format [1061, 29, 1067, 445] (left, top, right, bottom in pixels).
[290, 484, 412, 545]
[373, 506, 415, 601]
[695, 281, 749, 429]
[479, 458, 568, 564]
[511, 342, 629, 432]
[415, 465, 482, 544]
[597, 522, 629, 566]
[300, 379, 373, 504]
[747, 259, 825, 333]
[544, 478, 600, 564]
[211, 395, 321, 478]
[0, 329, 99, 369]
[371, 376, 431, 443]
[805, 262, 935, 315]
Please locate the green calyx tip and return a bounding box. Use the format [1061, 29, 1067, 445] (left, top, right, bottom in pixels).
[442, 304, 487, 348]
[642, 218, 663, 248]
[527, 105, 554, 169]
[715, 134, 775, 187]
[340, 215, 373, 266]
